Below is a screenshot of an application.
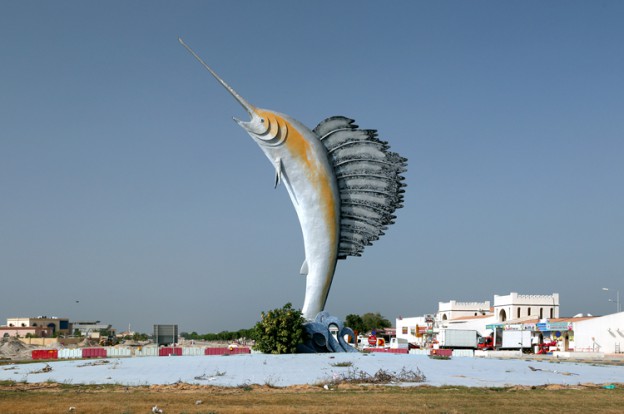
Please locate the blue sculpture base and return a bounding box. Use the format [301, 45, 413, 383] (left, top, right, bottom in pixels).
[297, 311, 358, 353]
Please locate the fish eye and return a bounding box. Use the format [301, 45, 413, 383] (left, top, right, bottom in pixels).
[260, 119, 265, 123]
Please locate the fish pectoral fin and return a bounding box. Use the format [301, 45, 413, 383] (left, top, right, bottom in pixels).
[274, 158, 282, 189]
[300, 259, 308, 275]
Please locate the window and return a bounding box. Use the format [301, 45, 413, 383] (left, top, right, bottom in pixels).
[550, 308, 554, 318]
[499, 309, 507, 322]
[528, 308, 531, 316]
[539, 308, 543, 319]
[517, 308, 521, 318]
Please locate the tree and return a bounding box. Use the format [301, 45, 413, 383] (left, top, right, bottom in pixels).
[137, 332, 149, 341]
[252, 303, 305, 354]
[361, 312, 392, 332]
[345, 312, 392, 334]
[344, 314, 365, 335]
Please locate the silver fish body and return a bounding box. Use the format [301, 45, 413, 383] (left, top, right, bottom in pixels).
[180, 39, 407, 321]
[244, 110, 341, 319]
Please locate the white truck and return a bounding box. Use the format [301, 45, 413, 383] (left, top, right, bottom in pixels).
[494, 329, 532, 350]
[438, 329, 480, 349]
[389, 337, 409, 349]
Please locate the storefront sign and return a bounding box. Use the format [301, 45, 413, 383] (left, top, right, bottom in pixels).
[536, 322, 572, 332]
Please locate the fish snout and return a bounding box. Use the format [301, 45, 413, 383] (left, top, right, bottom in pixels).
[236, 111, 288, 147]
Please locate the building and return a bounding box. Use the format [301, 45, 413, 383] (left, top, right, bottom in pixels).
[398, 291, 624, 354]
[0, 325, 52, 338]
[2, 316, 71, 337]
[395, 315, 434, 347]
[72, 321, 115, 338]
[574, 312, 623, 353]
[437, 300, 492, 328]
[493, 292, 559, 322]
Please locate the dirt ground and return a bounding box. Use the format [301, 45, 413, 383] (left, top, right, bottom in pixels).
[0, 338, 35, 361]
[0, 381, 623, 414]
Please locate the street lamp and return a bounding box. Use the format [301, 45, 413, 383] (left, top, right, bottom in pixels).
[602, 288, 621, 313]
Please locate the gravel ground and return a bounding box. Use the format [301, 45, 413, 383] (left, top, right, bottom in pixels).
[1, 352, 623, 388]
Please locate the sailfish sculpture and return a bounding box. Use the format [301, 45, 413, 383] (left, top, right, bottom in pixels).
[180, 39, 407, 321]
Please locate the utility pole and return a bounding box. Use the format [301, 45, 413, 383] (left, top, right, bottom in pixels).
[602, 288, 621, 313]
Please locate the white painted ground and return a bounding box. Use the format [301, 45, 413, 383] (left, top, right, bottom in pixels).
[1, 353, 621, 388]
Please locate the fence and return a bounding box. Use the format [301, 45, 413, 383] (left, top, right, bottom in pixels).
[159, 347, 183, 356]
[33, 345, 251, 360]
[365, 348, 409, 354]
[105, 347, 132, 357]
[134, 347, 159, 357]
[204, 347, 251, 356]
[182, 347, 206, 356]
[58, 349, 82, 359]
[82, 348, 107, 358]
[31, 349, 58, 360]
[452, 349, 475, 357]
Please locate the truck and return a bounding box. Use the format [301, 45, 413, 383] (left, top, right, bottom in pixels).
[389, 337, 409, 349]
[494, 329, 532, 351]
[477, 335, 494, 350]
[438, 329, 480, 349]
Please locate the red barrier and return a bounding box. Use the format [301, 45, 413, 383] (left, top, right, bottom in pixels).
[82, 348, 107, 358]
[430, 348, 453, 357]
[204, 347, 251, 356]
[366, 348, 409, 354]
[159, 347, 183, 356]
[31, 349, 58, 360]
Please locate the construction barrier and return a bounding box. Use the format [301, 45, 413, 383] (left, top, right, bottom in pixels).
[204, 347, 251, 356]
[408, 349, 429, 356]
[181, 347, 206, 356]
[365, 348, 409, 354]
[452, 349, 474, 358]
[159, 347, 183, 356]
[82, 348, 107, 358]
[135, 347, 159, 357]
[31, 349, 58, 360]
[58, 349, 82, 359]
[105, 347, 132, 358]
[33, 346, 252, 360]
[430, 348, 453, 357]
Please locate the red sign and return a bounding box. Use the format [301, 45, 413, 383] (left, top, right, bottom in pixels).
[368, 335, 377, 346]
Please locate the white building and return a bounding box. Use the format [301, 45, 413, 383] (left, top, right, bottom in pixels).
[493, 292, 559, 322]
[573, 312, 624, 354]
[437, 300, 491, 328]
[396, 292, 624, 355]
[395, 316, 428, 346]
[72, 321, 114, 338]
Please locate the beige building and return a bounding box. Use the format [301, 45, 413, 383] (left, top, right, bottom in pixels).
[3, 316, 71, 337]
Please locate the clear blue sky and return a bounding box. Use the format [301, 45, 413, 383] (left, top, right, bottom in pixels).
[2, 1, 623, 334]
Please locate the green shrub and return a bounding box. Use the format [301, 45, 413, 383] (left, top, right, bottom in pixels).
[252, 303, 305, 354]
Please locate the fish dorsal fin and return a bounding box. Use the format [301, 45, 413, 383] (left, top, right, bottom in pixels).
[313, 116, 356, 138]
[300, 259, 308, 275]
[314, 116, 407, 259]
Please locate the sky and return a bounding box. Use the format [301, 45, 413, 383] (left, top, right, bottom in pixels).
[1, 1, 623, 334]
